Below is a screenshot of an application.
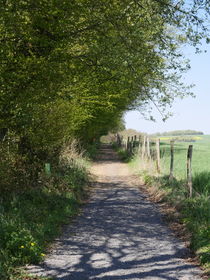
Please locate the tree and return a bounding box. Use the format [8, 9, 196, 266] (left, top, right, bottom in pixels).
[0, 0, 209, 154]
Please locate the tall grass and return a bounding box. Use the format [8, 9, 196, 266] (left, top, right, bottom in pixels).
[125, 138, 210, 274]
[158, 135, 210, 179]
[0, 140, 90, 280]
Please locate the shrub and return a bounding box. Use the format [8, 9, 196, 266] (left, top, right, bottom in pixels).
[0, 140, 90, 279]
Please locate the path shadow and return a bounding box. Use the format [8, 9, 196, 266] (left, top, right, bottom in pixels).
[27, 145, 201, 280]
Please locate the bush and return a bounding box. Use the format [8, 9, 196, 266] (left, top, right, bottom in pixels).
[0, 140, 90, 279]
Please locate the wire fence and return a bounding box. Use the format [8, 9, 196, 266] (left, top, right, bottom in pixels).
[115, 133, 194, 197]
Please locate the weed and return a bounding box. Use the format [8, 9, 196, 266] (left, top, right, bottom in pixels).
[85, 142, 100, 159]
[113, 145, 132, 162]
[0, 140, 90, 279]
[129, 149, 210, 274]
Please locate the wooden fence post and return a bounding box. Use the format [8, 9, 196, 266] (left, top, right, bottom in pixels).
[127, 136, 130, 151]
[138, 135, 141, 146]
[156, 138, 161, 173]
[187, 145, 193, 198]
[120, 136, 123, 149]
[127, 136, 133, 155]
[137, 135, 141, 153]
[123, 138, 126, 150]
[146, 137, 150, 159]
[141, 135, 146, 159]
[130, 140, 133, 154]
[131, 136, 134, 149]
[134, 135, 137, 147]
[116, 133, 121, 147]
[169, 140, 174, 180]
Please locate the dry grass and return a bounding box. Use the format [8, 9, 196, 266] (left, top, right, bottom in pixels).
[59, 139, 90, 170]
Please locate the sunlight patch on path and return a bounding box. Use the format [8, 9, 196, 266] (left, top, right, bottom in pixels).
[26, 144, 202, 280]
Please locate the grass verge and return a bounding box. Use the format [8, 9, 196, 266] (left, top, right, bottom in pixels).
[129, 154, 210, 276]
[0, 143, 90, 280]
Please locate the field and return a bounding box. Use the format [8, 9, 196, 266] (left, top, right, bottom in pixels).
[122, 134, 210, 274]
[158, 135, 210, 179]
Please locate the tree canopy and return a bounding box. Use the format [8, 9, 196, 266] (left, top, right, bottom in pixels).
[0, 0, 209, 153]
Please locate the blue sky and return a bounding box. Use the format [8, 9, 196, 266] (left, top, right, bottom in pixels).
[125, 43, 210, 134]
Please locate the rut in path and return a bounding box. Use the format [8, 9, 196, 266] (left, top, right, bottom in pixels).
[27, 144, 202, 280]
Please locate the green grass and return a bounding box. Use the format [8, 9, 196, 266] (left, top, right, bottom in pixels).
[158, 135, 210, 179]
[112, 143, 134, 162]
[85, 142, 100, 159]
[140, 173, 210, 273]
[126, 135, 210, 274]
[0, 160, 89, 279]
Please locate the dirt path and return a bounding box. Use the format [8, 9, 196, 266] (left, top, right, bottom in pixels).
[27, 144, 202, 280]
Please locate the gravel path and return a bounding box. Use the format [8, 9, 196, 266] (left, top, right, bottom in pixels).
[27, 144, 202, 280]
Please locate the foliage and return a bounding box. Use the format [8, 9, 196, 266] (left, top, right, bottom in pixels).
[152, 130, 204, 136]
[101, 129, 145, 144]
[0, 141, 89, 280]
[127, 137, 210, 274]
[0, 0, 209, 193]
[157, 136, 201, 142]
[113, 145, 131, 162]
[192, 172, 210, 196]
[0, 0, 210, 152]
[85, 142, 100, 160]
[118, 129, 144, 139]
[0, 0, 210, 277]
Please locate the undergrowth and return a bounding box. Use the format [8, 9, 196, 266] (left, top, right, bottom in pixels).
[0, 140, 90, 280]
[112, 144, 131, 162]
[85, 142, 100, 160]
[127, 152, 210, 275]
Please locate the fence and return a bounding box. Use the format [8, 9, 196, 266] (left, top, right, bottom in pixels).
[116, 133, 193, 197]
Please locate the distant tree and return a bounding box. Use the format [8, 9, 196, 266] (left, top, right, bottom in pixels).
[151, 130, 204, 136]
